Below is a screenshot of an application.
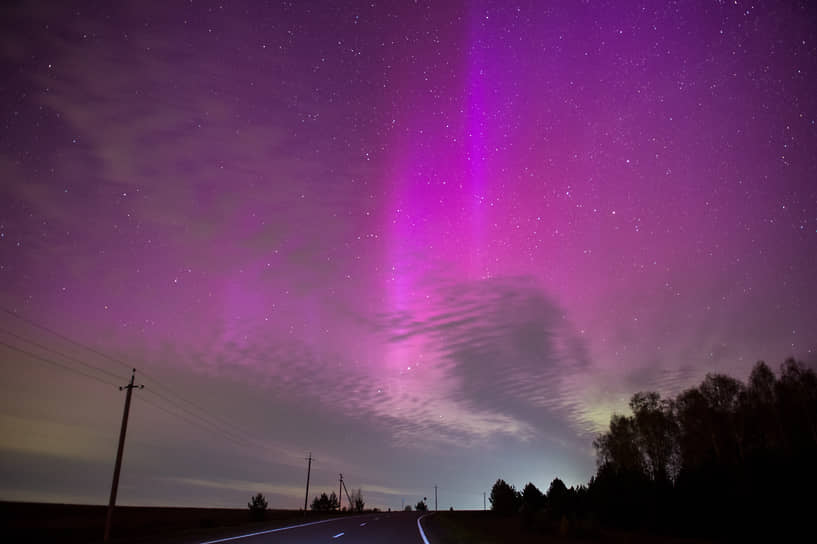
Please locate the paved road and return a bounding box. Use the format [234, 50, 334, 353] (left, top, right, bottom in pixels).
[197, 512, 431, 544]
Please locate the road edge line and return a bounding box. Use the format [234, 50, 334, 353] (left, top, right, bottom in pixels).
[417, 513, 433, 544]
[200, 515, 366, 544]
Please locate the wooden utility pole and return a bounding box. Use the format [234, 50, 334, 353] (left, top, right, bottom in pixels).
[338, 473, 343, 511]
[434, 485, 438, 512]
[104, 369, 143, 542]
[339, 474, 353, 510]
[483, 491, 486, 511]
[303, 453, 313, 515]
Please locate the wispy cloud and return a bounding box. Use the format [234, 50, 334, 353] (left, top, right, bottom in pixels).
[179, 276, 596, 449]
[161, 477, 304, 499]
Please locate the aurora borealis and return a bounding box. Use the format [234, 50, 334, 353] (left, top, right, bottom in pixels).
[1, 1, 816, 510]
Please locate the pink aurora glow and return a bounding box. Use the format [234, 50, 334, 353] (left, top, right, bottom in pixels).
[1, 0, 815, 508]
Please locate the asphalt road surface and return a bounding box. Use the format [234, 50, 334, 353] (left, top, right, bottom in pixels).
[198, 512, 431, 544]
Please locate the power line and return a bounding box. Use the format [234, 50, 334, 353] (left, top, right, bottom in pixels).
[0, 325, 254, 445]
[0, 329, 249, 445]
[0, 307, 132, 371]
[0, 310, 320, 511]
[137, 381, 286, 458]
[339, 473, 353, 511]
[1, 307, 266, 447]
[136, 368, 261, 441]
[140, 387, 260, 448]
[0, 340, 264, 495]
[136, 386, 296, 460]
[303, 453, 313, 514]
[0, 327, 127, 382]
[105, 369, 143, 542]
[133, 373, 288, 450]
[138, 394, 253, 448]
[0, 340, 121, 388]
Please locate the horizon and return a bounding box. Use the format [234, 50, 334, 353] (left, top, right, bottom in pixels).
[1, 0, 815, 513]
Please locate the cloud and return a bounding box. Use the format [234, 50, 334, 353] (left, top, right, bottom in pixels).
[154, 275, 595, 449]
[192, 276, 592, 446]
[161, 477, 304, 499]
[377, 277, 594, 438]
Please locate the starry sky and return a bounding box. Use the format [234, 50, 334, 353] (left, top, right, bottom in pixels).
[1, 0, 816, 510]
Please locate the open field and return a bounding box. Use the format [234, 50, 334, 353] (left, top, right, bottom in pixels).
[422, 511, 718, 544]
[0, 502, 352, 543]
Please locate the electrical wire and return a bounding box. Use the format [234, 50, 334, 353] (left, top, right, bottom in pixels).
[0, 340, 121, 388]
[0, 307, 132, 371]
[138, 389, 293, 461]
[140, 386, 260, 448]
[0, 326, 127, 382]
[0, 335, 286, 464]
[1, 307, 279, 453]
[138, 367, 262, 440]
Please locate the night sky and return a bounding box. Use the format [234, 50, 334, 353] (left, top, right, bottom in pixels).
[1, 0, 816, 510]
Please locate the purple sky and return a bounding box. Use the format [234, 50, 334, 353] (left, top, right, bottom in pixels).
[1, 0, 816, 510]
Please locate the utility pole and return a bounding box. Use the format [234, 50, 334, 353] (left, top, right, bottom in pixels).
[104, 369, 143, 542]
[303, 453, 313, 516]
[434, 485, 438, 512]
[483, 491, 486, 511]
[338, 474, 343, 511]
[340, 475, 353, 510]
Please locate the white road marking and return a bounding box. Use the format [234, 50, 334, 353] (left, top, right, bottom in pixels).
[199, 516, 367, 544]
[359, 522, 367, 526]
[417, 513, 432, 544]
[333, 532, 345, 538]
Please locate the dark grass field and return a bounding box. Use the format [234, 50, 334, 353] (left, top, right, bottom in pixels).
[0, 501, 349, 543]
[422, 511, 718, 544]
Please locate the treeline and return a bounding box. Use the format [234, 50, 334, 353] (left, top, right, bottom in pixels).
[490, 358, 817, 539]
[310, 489, 366, 512]
[489, 477, 594, 537]
[246, 489, 368, 521]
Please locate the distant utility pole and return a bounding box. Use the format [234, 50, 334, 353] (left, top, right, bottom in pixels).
[339, 474, 343, 511]
[340, 474, 353, 510]
[434, 485, 438, 512]
[483, 492, 486, 511]
[104, 369, 143, 542]
[303, 453, 313, 516]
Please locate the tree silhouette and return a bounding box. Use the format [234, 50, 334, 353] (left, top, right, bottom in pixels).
[247, 492, 268, 521]
[489, 479, 520, 515]
[629, 391, 679, 483]
[521, 482, 544, 513]
[545, 478, 570, 518]
[351, 488, 365, 512]
[310, 491, 340, 511]
[588, 358, 817, 538]
[415, 499, 428, 512]
[467, 358, 816, 539]
[593, 414, 642, 474]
